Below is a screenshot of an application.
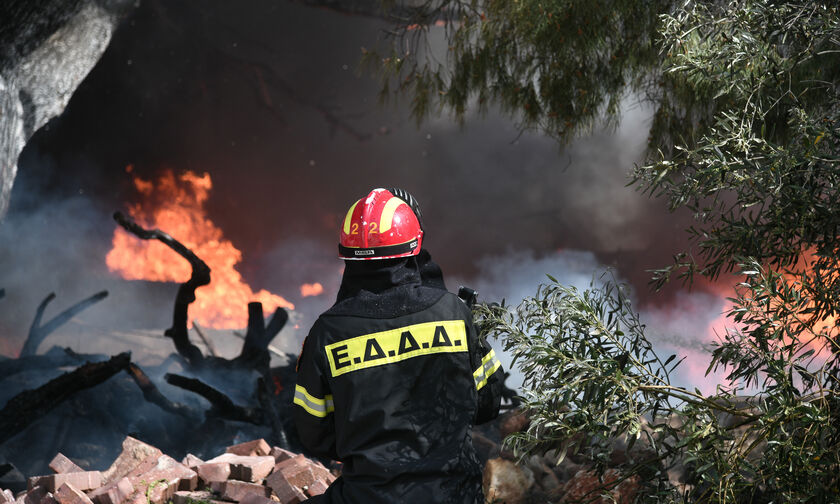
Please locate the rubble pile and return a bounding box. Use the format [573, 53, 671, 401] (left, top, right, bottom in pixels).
[480, 411, 644, 504]
[3, 437, 335, 504]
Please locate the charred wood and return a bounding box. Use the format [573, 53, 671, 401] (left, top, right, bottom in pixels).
[191, 322, 219, 358]
[113, 211, 208, 368]
[232, 331, 286, 360]
[0, 345, 107, 382]
[235, 303, 287, 368]
[0, 352, 131, 444]
[125, 363, 199, 421]
[164, 373, 263, 425]
[21, 290, 109, 357]
[256, 375, 288, 450]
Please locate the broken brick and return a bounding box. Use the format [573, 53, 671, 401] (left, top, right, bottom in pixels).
[268, 448, 295, 464]
[130, 455, 197, 504]
[225, 440, 270, 457]
[274, 456, 331, 488]
[180, 455, 203, 470]
[170, 491, 220, 504]
[302, 463, 333, 485]
[102, 438, 162, 485]
[305, 479, 329, 497]
[54, 483, 92, 504]
[27, 473, 102, 494]
[278, 466, 315, 491]
[23, 486, 49, 504]
[264, 472, 305, 504]
[48, 455, 83, 475]
[271, 455, 306, 474]
[87, 477, 133, 504]
[194, 463, 230, 485]
[208, 481, 270, 502]
[205, 455, 273, 483]
[238, 494, 275, 504]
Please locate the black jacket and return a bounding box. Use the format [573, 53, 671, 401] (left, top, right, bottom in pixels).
[293, 253, 503, 503]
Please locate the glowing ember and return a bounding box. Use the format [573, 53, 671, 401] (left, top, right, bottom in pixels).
[106, 169, 294, 329]
[300, 282, 324, 297]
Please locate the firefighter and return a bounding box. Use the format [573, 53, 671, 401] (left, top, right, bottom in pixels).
[293, 188, 503, 503]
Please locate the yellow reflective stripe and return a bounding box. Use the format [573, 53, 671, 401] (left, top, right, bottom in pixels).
[325, 320, 468, 377]
[474, 349, 502, 391]
[343, 199, 361, 235]
[293, 384, 335, 418]
[481, 348, 496, 366]
[378, 197, 406, 234]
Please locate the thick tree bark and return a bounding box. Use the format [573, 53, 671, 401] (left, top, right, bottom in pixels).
[0, 0, 136, 220]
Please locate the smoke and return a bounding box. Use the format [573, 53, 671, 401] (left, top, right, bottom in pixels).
[0, 176, 174, 353]
[461, 249, 611, 390]
[0, 2, 742, 474]
[641, 291, 733, 394]
[463, 248, 728, 393]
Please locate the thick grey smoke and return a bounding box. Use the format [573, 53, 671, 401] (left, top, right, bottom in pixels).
[464, 248, 727, 393]
[0, 0, 727, 406]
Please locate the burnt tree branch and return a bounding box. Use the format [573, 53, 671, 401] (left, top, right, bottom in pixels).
[164, 373, 262, 424]
[0, 352, 131, 444]
[0, 346, 107, 382]
[191, 322, 219, 358]
[113, 211, 208, 368]
[126, 363, 199, 421]
[21, 290, 108, 357]
[235, 303, 287, 368]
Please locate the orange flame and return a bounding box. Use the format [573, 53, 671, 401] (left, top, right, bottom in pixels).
[300, 283, 324, 297]
[106, 169, 294, 329]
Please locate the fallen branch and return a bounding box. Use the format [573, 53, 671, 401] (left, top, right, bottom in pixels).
[0, 346, 108, 382]
[191, 322, 219, 357]
[164, 373, 262, 424]
[21, 291, 109, 357]
[126, 363, 199, 421]
[113, 211, 208, 368]
[0, 352, 131, 444]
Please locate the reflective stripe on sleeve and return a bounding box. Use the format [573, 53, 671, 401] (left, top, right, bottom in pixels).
[473, 348, 502, 391]
[293, 384, 335, 418]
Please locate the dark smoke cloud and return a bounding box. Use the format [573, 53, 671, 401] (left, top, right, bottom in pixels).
[2, 0, 720, 383]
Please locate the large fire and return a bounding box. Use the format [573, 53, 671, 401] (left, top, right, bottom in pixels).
[106, 169, 294, 329]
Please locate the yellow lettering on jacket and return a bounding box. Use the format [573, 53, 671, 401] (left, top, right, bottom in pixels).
[325, 320, 467, 377]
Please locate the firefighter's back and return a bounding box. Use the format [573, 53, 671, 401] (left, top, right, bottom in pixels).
[310, 287, 484, 503]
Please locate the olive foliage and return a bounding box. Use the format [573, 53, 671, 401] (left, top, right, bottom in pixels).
[377, 0, 840, 501]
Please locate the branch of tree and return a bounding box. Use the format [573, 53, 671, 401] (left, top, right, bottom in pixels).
[126, 363, 199, 421]
[0, 346, 107, 382]
[164, 373, 263, 424]
[21, 290, 109, 357]
[191, 322, 219, 358]
[0, 352, 131, 444]
[113, 211, 208, 368]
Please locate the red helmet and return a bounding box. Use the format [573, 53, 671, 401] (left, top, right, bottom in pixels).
[339, 188, 423, 260]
